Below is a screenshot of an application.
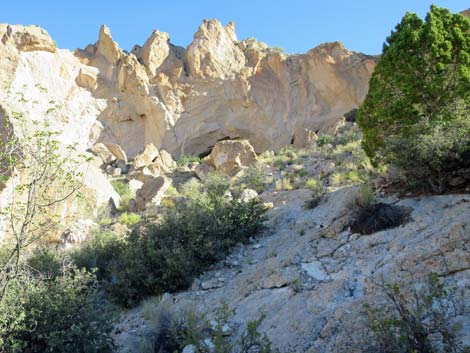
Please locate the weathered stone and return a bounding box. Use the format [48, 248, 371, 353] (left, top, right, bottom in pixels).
[60, 219, 96, 249]
[139, 30, 171, 76]
[208, 140, 257, 176]
[201, 278, 225, 290]
[194, 162, 215, 180]
[0, 24, 56, 52]
[260, 267, 298, 289]
[76, 66, 99, 91]
[96, 24, 121, 64]
[128, 179, 144, 195]
[91, 143, 116, 165]
[135, 176, 172, 211]
[301, 261, 330, 281]
[128, 164, 161, 183]
[448, 175, 466, 187]
[186, 20, 245, 79]
[106, 165, 121, 177]
[154, 149, 177, 173]
[182, 345, 197, 353]
[133, 143, 159, 169]
[105, 143, 128, 163]
[116, 160, 129, 174]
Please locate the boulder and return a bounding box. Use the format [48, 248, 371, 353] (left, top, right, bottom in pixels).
[91, 143, 116, 165]
[133, 143, 159, 169]
[60, 219, 97, 249]
[128, 163, 161, 183]
[105, 165, 121, 177]
[135, 176, 172, 211]
[154, 149, 177, 173]
[76, 66, 99, 91]
[182, 345, 197, 353]
[207, 140, 257, 176]
[194, 162, 215, 180]
[104, 143, 128, 163]
[128, 179, 144, 194]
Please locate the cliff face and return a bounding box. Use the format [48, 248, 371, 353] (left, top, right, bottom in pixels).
[0, 20, 376, 159]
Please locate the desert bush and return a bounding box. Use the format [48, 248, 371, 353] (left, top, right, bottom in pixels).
[304, 177, 323, 209]
[177, 154, 201, 167]
[242, 165, 268, 193]
[109, 198, 264, 306]
[329, 171, 347, 187]
[180, 178, 202, 199]
[357, 6, 470, 191]
[71, 230, 126, 281]
[120, 212, 141, 226]
[275, 176, 293, 191]
[80, 177, 265, 306]
[140, 302, 276, 353]
[239, 314, 277, 353]
[347, 184, 375, 210]
[305, 177, 321, 194]
[362, 273, 469, 353]
[350, 202, 410, 235]
[0, 268, 114, 353]
[304, 197, 322, 210]
[111, 179, 133, 211]
[27, 247, 63, 278]
[204, 172, 231, 199]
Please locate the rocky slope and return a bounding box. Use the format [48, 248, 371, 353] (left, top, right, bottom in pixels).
[115, 176, 470, 353]
[0, 20, 375, 159]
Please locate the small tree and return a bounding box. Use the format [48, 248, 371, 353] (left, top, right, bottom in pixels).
[362, 273, 468, 353]
[357, 6, 470, 191]
[0, 89, 87, 298]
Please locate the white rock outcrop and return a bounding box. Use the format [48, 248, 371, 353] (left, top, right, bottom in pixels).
[1, 20, 375, 160]
[207, 139, 257, 176]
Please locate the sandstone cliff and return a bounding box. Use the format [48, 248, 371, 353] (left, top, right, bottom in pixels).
[0, 20, 376, 160]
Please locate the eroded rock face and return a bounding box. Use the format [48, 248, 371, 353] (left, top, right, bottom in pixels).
[0, 21, 375, 161]
[186, 20, 246, 79]
[207, 139, 257, 176]
[0, 24, 56, 53]
[0, 21, 375, 238]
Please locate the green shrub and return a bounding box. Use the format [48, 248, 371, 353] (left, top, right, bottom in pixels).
[180, 178, 202, 199]
[347, 184, 374, 210]
[0, 268, 114, 353]
[71, 230, 126, 281]
[111, 179, 133, 211]
[275, 177, 293, 191]
[77, 178, 264, 307]
[120, 212, 141, 226]
[357, 6, 470, 191]
[239, 314, 277, 353]
[204, 172, 231, 199]
[329, 171, 346, 187]
[177, 154, 201, 167]
[107, 194, 265, 306]
[27, 247, 62, 278]
[362, 273, 468, 353]
[242, 165, 268, 193]
[140, 302, 276, 353]
[305, 177, 322, 195]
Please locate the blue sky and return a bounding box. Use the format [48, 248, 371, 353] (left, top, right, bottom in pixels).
[1, 1, 467, 55]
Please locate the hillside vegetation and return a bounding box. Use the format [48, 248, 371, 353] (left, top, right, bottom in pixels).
[0, 5, 469, 353]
